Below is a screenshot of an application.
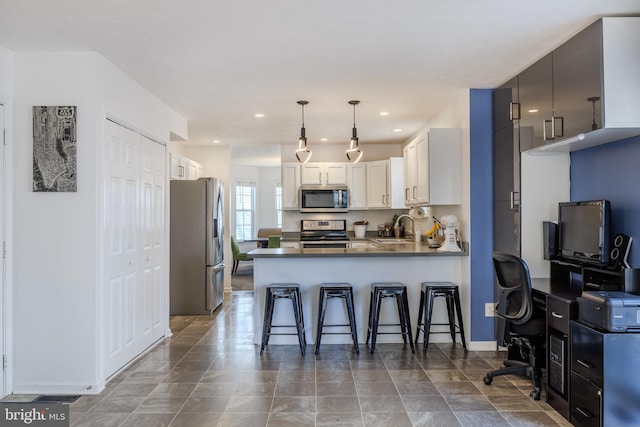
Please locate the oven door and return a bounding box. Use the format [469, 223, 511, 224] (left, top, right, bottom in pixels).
[301, 241, 349, 249]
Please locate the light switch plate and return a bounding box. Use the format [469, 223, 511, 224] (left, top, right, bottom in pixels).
[485, 303, 495, 317]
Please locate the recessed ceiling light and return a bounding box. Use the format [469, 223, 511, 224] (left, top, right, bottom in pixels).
[392, 128, 403, 132]
[320, 138, 328, 142]
[528, 109, 539, 113]
[254, 113, 265, 118]
[380, 112, 389, 116]
[212, 140, 221, 144]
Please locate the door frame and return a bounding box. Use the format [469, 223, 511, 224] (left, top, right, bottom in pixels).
[0, 103, 7, 396]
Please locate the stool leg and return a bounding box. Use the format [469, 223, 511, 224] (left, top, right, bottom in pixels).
[415, 289, 425, 344]
[346, 289, 359, 354]
[445, 294, 456, 342]
[298, 291, 307, 348]
[395, 296, 408, 344]
[400, 288, 415, 353]
[366, 290, 374, 345]
[453, 289, 467, 350]
[370, 294, 383, 353]
[314, 291, 328, 354]
[260, 291, 274, 355]
[291, 292, 305, 355]
[424, 290, 435, 353]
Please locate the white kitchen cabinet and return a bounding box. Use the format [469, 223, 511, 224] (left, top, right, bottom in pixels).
[169, 152, 184, 180]
[367, 160, 388, 208]
[300, 162, 348, 185]
[169, 153, 202, 180]
[403, 128, 461, 206]
[367, 158, 404, 209]
[347, 163, 367, 209]
[281, 162, 301, 209]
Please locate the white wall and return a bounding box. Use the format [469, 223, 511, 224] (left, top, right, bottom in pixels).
[521, 151, 570, 277]
[228, 164, 281, 235]
[12, 51, 187, 394]
[13, 52, 101, 393]
[258, 167, 280, 229]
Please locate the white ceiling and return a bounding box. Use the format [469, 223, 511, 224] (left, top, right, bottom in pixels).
[1, 1, 638, 165]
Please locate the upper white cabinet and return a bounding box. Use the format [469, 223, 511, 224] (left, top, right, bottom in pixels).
[403, 128, 461, 206]
[367, 158, 404, 209]
[347, 163, 367, 209]
[300, 162, 348, 185]
[281, 162, 301, 209]
[170, 153, 203, 180]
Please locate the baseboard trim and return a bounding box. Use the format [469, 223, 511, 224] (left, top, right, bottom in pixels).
[468, 341, 497, 351]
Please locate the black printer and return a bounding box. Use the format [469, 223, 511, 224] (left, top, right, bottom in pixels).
[577, 291, 640, 332]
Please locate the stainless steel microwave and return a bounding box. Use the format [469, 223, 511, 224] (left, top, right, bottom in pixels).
[299, 185, 349, 212]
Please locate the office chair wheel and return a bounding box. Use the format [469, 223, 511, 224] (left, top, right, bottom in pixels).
[530, 388, 541, 400]
[483, 374, 493, 385]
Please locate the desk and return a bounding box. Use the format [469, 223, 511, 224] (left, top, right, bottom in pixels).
[531, 278, 582, 420]
[246, 239, 268, 248]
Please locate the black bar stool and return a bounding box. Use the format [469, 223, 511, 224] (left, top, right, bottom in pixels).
[314, 283, 359, 354]
[415, 282, 467, 353]
[260, 283, 306, 355]
[366, 282, 414, 354]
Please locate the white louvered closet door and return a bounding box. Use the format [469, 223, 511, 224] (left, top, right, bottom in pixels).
[104, 120, 166, 378]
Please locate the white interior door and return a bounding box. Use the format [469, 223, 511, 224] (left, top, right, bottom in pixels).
[104, 120, 167, 378]
[139, 136, 164, 349]
[104, 120, 141, 377]
[0, 104, 6, 396]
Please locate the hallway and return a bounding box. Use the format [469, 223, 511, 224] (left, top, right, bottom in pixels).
[65, 292, 569, 427]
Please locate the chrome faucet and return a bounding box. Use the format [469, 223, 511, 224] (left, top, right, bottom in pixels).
[394, 214, 414, 239]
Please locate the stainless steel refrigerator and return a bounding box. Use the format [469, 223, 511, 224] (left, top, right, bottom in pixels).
[170, 177, 224, 315]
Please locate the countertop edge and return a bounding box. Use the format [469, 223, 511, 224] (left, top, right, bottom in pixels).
[248, 246, 469, 258]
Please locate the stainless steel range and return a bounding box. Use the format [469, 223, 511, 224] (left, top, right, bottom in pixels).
[300, 219, 349, 248]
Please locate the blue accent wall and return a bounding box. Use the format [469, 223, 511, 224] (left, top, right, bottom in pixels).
[570, 135, 640, 267]
[469, 89, 495, 342]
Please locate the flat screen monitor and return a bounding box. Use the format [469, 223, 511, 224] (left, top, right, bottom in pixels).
[558, 200, 611, 265]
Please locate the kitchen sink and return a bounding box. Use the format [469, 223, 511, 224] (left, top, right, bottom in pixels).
[373, 238, 414, 244]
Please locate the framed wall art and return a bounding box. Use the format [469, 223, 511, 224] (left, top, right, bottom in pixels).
[32, 105, 77, 192]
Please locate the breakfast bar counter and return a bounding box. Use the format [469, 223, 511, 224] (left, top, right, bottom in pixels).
[248, 243, 468, 347]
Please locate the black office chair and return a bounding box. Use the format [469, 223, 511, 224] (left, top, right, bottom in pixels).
[483, 252, 546, 400]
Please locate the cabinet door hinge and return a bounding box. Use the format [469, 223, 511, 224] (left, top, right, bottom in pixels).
[3, 355, 7, 371]
[2, 129, 6, 146]
[2, 241, 5, 259]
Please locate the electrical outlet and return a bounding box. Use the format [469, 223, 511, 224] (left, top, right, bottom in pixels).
[485, 302, 495, 317]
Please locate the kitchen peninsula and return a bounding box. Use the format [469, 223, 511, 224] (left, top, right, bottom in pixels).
[248, 243, 468, 347]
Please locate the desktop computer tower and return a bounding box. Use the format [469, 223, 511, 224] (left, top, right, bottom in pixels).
[549, 334, 566, 396]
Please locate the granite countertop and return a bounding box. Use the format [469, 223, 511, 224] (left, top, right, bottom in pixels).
[248, 240, 469, 258]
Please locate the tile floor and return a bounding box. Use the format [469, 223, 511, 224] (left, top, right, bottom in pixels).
[62, 291, 570, 426]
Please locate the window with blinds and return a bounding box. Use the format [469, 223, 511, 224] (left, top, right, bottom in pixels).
[235, 181, 256, 240]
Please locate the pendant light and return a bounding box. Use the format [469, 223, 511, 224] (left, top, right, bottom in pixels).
[295, 100, 312, 164]
[346, 100, 363, 163]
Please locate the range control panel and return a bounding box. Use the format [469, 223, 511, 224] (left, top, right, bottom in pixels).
[301, 219, 346, 231]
